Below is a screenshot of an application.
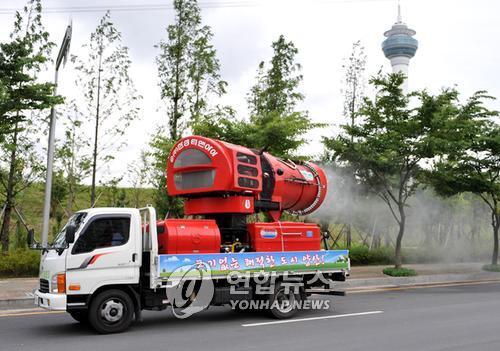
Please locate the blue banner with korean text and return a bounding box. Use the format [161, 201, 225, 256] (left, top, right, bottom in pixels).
[158, 250, 349, 278]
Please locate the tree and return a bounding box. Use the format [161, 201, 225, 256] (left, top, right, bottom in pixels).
[0, 0, 61, 252]
[0, 121, 45, 252]
[72, 11, 141, 207]
[194, 35, 320, 159]
[249, 35, 304, 116]
[154, 0, 225, 216]
[50, 169, 67, 218]
[191, 105, 250, 144]
[339, 40, 367, 248]
[128, 150, 151, 208]
[342, 41, 367, 133]
[156, 0, 198, 141]
[50, 170, 67, 235]
[0, 0, 59, 142]
[246, 35, 319, 158]
[426, 92, 499, 265]
[189, 23, 227, 124]
[104, 177, 127, 207]
[0, 79, 11, 142]
[149, 134, 183, 219]
[156, 0, 225, 141]
[324, 73, 459, 268]
[56, 100, 92, 215]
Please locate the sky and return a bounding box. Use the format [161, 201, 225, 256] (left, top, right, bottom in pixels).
[1, 0, 499, 186]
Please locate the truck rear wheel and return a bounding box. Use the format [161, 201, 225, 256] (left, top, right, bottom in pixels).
[266, 281, 300, 319]
[88, 289, 134, 334]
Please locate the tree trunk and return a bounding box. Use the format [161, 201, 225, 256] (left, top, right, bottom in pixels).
[491, 211, 499, 266]
[170, 16, 183, 141]
[66, 177, 74, 216]
[1, 125, 19, 253]
[394, 206, 406, 269]
[345, 224, 352, 248]
[1, 204, 12, 253]
[90, 51, 103, 207]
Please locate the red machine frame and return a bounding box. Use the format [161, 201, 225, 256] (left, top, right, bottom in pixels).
[159, 135, 328, 255]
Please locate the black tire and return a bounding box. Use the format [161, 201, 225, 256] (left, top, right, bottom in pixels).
[266, 281, 301, 319]
[88, 289, 134, 334]
[69, 310, 88, 324]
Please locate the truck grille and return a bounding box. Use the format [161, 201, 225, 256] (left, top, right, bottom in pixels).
[39, 279, 49, 293]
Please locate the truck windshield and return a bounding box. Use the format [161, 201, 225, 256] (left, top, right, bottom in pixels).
[52, 212, 87, 249]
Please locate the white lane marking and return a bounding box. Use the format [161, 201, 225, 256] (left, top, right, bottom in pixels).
[242, 310, 383, 327]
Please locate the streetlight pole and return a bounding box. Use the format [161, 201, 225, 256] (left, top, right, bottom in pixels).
[41, 24, 72, 248]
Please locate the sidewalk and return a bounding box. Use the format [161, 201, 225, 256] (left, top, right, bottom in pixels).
[0, 277, 38, 309]
[342, 262, 500, 291]
[1, 262, 500, 310]
[351, 262, 486, 278]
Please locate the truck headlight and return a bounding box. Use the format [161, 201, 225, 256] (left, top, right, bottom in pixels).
[51, 272, 66, 294]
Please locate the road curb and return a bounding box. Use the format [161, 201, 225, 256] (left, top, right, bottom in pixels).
[337, 271, 500, 292]
[0, 298, 34, 310]
[345, 279, 500, 293]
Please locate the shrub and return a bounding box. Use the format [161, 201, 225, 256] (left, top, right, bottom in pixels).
[341, 244, 488, 266]
[0, 249, 40, 277]
[345, 245, 394, 266]
[482, 264, 500, 273]
[382, 267, 417, 277]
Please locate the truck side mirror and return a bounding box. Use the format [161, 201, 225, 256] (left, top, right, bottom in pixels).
[27, 229, 35, 247]
[65, 224, 76, 244]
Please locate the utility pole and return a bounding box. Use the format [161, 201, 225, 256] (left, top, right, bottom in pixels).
[41, 24, 72, 248]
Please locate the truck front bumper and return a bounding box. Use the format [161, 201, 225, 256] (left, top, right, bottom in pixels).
[34, 290, 66, 311]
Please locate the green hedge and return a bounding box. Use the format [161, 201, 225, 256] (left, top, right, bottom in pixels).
[0, 250, 40, 277]
[482, 264, 500, 272]
[346, 245, 394, 265]
[383, 267, 417, 277]
[344, 244, 488, 266]
[346, 245, 438, 266]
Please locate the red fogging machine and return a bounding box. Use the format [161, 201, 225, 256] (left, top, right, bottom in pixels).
[158, 136, 328, 255]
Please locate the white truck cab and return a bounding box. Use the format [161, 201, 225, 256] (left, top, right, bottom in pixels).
[34, 207, 154, 332]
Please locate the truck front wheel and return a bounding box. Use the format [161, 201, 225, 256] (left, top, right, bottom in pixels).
[69, 311, 88, 324]
[88, 289, 134, 334]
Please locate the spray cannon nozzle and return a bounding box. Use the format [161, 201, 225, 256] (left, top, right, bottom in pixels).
[166, 136, 328, 221]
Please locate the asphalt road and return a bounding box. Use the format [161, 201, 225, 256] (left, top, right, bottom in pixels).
[1, 282, 500, 351]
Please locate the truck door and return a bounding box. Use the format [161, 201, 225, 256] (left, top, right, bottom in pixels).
[65, 214, 140, 295]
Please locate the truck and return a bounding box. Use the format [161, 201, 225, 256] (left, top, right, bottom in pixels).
[31, 136, 350, 334]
